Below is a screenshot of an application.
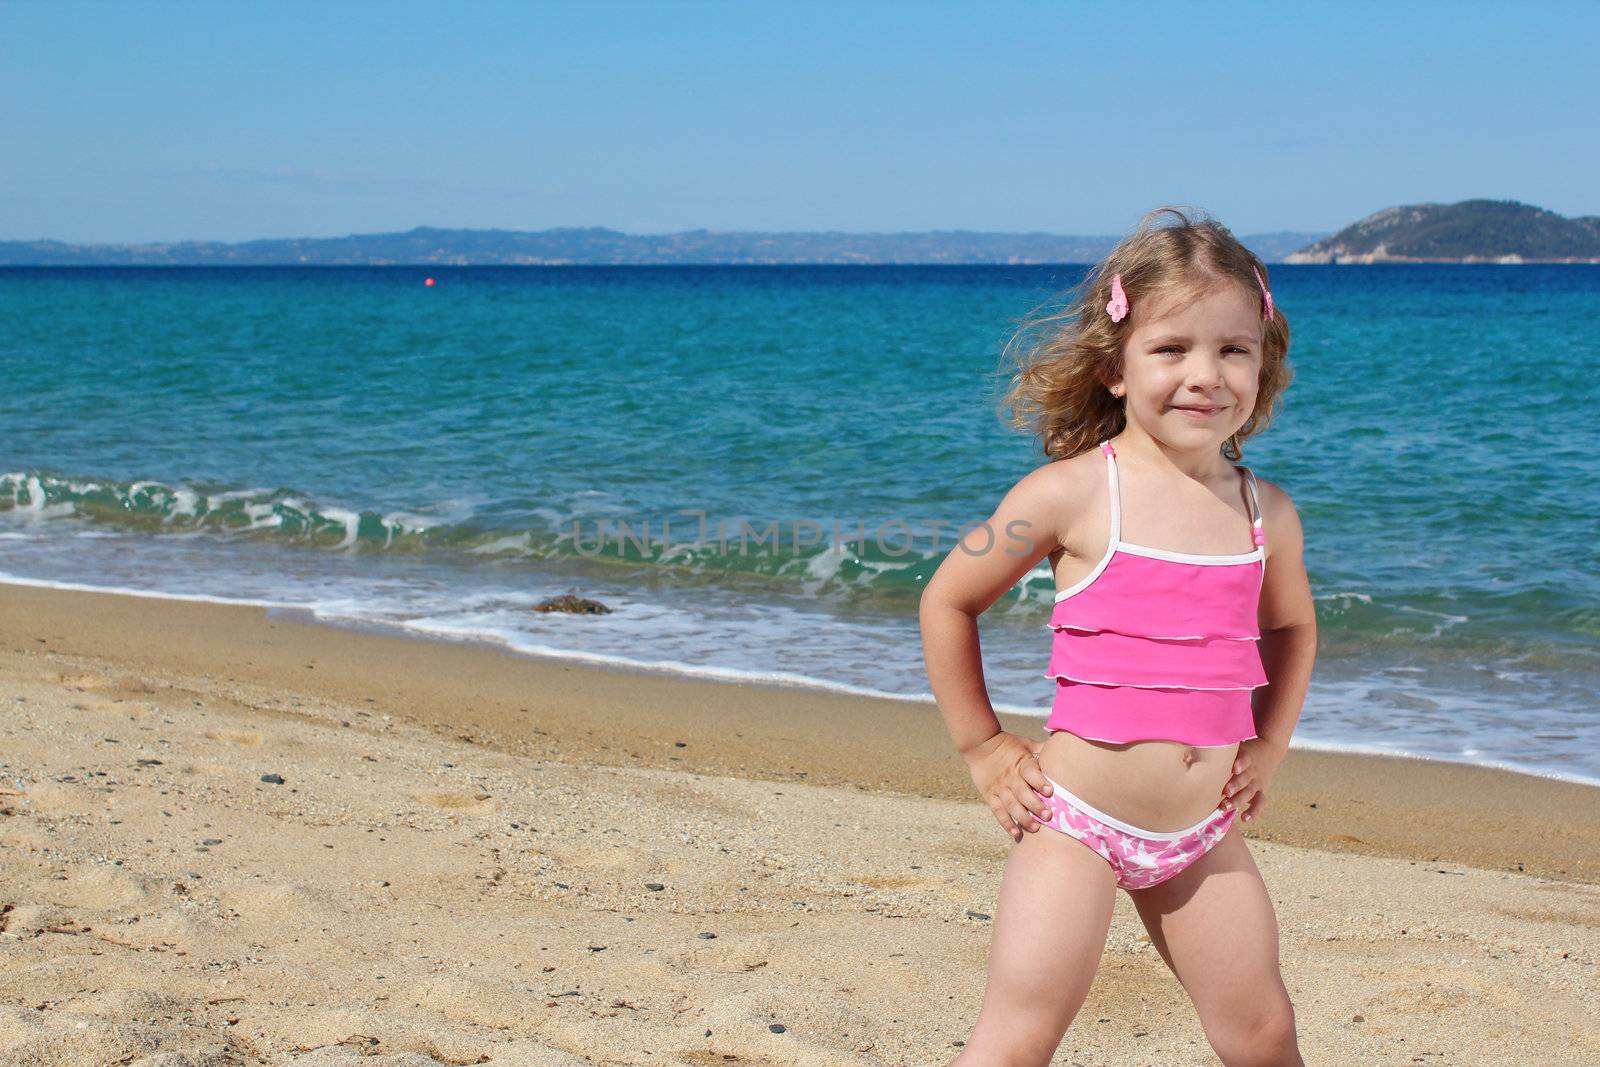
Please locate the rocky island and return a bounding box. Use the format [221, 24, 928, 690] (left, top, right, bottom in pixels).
[1286, 199, 1600, 263]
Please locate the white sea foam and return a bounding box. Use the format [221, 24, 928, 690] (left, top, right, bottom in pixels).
[205, 488, 265, 511]
[0, 570, 292, 610]
[241, 503, 283, 530]
[168, 487, 202, 519]
[379, 511, 448, 549]
[468, 533, 532, 556]
[317, 506, 361, 550]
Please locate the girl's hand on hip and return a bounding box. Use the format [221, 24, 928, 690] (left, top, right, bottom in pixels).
[1221, 738, 1286, 824]
[961, 731, 1054, 843]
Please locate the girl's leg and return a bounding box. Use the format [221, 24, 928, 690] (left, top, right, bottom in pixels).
[952, 826, 1118, 1067]
[1128, 824, 1303, 1067]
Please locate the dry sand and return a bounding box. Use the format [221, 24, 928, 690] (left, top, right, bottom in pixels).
[0, 581, 1595, 1065]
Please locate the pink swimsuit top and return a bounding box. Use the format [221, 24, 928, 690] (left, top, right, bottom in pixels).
[1043, 440, 1267, 747]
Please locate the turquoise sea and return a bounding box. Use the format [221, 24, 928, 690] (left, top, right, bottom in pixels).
[2, 265, 1596, 784]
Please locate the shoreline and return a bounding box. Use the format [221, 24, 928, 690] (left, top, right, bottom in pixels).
[2, 578, 1597, 885]
[4, 571, 1595, 791]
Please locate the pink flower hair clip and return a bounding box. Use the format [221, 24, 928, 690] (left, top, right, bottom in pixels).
[1252, 265, 1275, 322]
[1105, 273, 1129, 323]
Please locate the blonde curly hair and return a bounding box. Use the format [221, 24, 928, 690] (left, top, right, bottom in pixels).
[998, 206, 1293, 463]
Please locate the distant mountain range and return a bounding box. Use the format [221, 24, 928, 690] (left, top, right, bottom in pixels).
[1285, 200, 1600, 263]
[0, 226, 1324, 267]
[7, 200, 1594, 266]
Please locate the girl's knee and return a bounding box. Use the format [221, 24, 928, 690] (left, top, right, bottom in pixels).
[1208, 996, 1300, 1066]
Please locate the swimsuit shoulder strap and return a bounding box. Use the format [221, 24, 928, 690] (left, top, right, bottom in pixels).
[1098, 440, 1122, 545]
[1241, 466, 1266, 549]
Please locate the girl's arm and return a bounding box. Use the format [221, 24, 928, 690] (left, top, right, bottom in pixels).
[1251, 481, 1318, 755]
[919, 463, 1071, 757]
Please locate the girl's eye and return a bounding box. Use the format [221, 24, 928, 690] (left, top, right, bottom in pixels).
[1154, 346, 1250, 356]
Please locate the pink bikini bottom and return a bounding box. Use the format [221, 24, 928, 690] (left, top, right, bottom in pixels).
[1031, 773, 1235, 890]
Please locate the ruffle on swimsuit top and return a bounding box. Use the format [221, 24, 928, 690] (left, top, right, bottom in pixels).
[1044, 550, 1268, 692]
[1041, 440, 1268, 746]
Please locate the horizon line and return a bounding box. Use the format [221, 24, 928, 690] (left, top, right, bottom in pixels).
[5, 223, 1332, 246]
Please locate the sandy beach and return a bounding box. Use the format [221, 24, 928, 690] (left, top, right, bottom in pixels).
[0, 580, 1596, 1065]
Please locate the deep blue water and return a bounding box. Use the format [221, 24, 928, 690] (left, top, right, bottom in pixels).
[2, 264, 1596, 784]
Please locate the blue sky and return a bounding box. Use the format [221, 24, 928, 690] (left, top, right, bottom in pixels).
[3, 1, 1596, 243]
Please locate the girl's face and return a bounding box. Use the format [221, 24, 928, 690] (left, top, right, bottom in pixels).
[1107, 277, 1264, 453]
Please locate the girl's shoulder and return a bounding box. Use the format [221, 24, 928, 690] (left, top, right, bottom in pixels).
[1242, 471, 1305, 552]
[1004, 448, 1107, 539]
[1033, 446, 1108, 504]
[1008, 444, 1105, 491]
[1242, 470, 1295, 513]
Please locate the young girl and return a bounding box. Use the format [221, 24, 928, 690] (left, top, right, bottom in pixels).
[919, 207, 1317, 1066]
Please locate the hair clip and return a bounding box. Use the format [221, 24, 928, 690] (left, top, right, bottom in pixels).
[1252, 265, 1275, 322]
[1105, 273, 1129, 323]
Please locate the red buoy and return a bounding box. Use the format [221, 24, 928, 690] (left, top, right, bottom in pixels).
[424, 277, 436, 286]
